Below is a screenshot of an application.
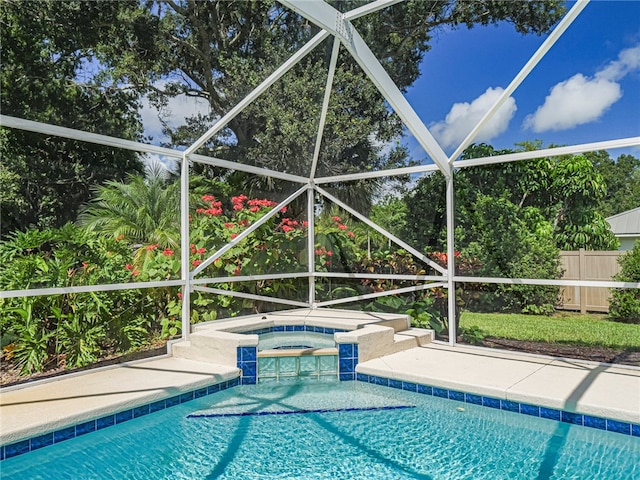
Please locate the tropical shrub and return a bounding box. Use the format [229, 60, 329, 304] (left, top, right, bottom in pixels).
[609, 241, 640, 323]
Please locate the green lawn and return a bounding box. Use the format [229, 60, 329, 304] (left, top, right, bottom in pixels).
[459, 312, 640, 350]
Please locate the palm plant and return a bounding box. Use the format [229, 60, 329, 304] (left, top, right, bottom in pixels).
[79, 163, 181, 249]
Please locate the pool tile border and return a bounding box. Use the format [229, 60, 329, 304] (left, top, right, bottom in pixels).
[0, 377, 240, 461]
[355, 373, 640, 438]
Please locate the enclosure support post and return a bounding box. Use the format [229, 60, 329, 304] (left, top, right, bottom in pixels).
[180, 154, 191, 341]
[307, 185, 316, 306]
[446, 174, 456, 346]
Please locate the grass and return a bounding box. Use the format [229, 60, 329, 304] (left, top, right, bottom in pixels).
[459, 311, 640, 350]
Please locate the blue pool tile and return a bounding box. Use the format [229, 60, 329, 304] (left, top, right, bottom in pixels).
[133, 404, 150, 418]
[115, 410, 133, 424]
[339, 358, 355, 373]
[433, 387, 449, 399]
[273, 325, 285, 332]
[353, 344, 358, 358]
[356, 373, 369, 382]
[372, 376, 389, 387]
[194, 387, 208, 399]
[285, 325, 294, 332]
[540, 407, 561, 421]
[465, 393, 483, 405]
[208, 383, 221, 395]
[561, 411, 583, 425]
[339, 372, 355, 381]
[417, 384, 433, 396]
[228, 378, 240, 388]
[325, 328, 335, 334]
[632, 424, 640, 437]
[30, 433, 54, 450]
[520, 404, 540, 417]
[75, 420, 96, 436]
[238, 347, 256, 362]
[482, 397, 501, 409]
[449, 390, 465, 402]
[1, 446, 4, 461]
[402, 382, 417, 392]
[54, 426, 76, 443]
[240, 362, 257, 378]
[312, 326, 323, 333]
[180, 391, 194, 404]
[388, 379, 403, 390]
[149, 400, 166, 413]
[293, 325, 304, 332]
[166, 395, 181, 407]
[96, 415, 115, 430]
[607, 420, 631, 435]
[338, 344, 354, 358]
[5, 440, 30, 459]
[501, 400, 520, 413]
[584, 415, 607, 430]
[241, 376, 257, 385]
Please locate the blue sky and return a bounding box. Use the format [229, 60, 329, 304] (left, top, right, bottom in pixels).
[404, 0, 640, 161]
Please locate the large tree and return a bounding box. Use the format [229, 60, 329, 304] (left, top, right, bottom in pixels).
[585, 151, 640, 218]
[100, 0, 565, 209]
[0, 1, 146, 237]
[402, 142, 619, 253]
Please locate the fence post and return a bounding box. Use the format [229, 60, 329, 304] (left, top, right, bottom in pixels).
[579, 248, 586, 314]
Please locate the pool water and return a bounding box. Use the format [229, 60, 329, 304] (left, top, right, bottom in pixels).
[257, 331, 336, 350]
[2, 379, 639, 479]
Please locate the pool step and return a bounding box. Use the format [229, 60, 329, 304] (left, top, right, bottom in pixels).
[171, 329, 257, 367]
[386, 328, 434, 356]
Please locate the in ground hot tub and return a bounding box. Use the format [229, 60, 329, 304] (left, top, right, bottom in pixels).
[245, 326, 346, 381]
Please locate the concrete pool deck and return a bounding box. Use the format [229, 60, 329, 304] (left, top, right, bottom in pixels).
[1, 342, 639, 446]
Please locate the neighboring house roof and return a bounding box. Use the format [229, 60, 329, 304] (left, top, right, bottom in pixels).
[606, 207, 640, 237]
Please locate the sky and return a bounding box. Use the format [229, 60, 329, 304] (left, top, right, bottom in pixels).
[141, 0, 640, 169]
[404, 0, 640, 161]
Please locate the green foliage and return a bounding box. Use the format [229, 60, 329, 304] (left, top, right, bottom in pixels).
[586, 151, 640, 218]
[459, 325, 485, 345]
[0, 0, 145, 237]
[609, 241, 640, 323]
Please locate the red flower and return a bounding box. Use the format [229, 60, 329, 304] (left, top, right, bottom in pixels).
[197, 247, 206, 254]
[347, 231, 355, 238]
[249, 206, 260, 213]
[132, 270, 140, 276]
[282, 225, 293, 233]
[233, 204, 243, 211]
[332, 216, 341, 222]
[192, 259, 202, 267]
[146, 243, 159, 251]
[224, 222, 235, 228]
[202, 194, 216, 202]
[177, 292, 182, 300]
[326, 251, 333, 257]
[163, 248, 174, 256]
[325, 261, 331, 265]
[82, 262, 89, 268]
[315, 249, 323, 255]
[280, 206, 287, 213]
[302, 221, 309, 227]
[230, 233, 238, 240]
[337, 224, 347, 230]
[125, 263, 134, 271]
[234, 266, 241, 275]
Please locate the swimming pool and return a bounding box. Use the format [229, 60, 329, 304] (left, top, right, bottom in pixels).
[3, 378, 638, 479]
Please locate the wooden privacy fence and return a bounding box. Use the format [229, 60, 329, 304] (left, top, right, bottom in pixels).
[558, 249, 623, 313]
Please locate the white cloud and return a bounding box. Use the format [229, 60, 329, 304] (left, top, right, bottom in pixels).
[429, 87, 517, 150]
[524, 44, 640, 133]
[140, 82, 211, 144]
